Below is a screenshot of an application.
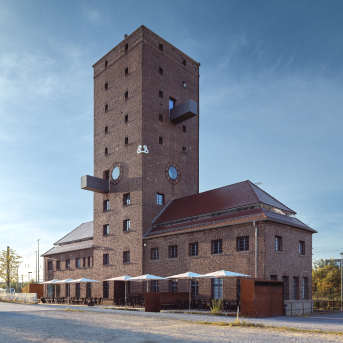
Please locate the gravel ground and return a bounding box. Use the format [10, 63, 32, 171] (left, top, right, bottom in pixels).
[0, 302, 342, 343]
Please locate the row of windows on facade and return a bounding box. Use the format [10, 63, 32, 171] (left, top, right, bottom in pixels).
[275, 236, 306, 255]
[103, 193, 164, 210]
[102, 220, 130, 235]
[63, 283, 92, 298]
[103, 251, 130, 264]
[47, 257, 93, 271]
[278, 275, 310, 300]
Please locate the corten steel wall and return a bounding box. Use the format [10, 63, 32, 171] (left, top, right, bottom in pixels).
[143, 220, 313, 300]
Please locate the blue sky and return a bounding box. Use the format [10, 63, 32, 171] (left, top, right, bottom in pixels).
[0, 0, 342, 263]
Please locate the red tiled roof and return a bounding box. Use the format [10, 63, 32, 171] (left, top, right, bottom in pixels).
[153, 180, 295, 225]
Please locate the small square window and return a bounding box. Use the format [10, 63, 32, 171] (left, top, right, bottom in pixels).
[182, 147, 186, 153]
[124, 43, 128, 52]
[237, 236, 249, 251]
[76, 258, 81, 268]
[48, 262, 52, 271]
[103, 224, 109, 235]
[103, 200, 109, 211]
[56, 261, 60, 270]
[159, 91, 163, 98]
[125, 137, 128, 145]
[151, 248, 159, 260]
[125, 115, 128, 123]
[159, 114, 163, 122]
[169, 98, 176, 110]
[103, 170, 109, 180]
[103, 254, 109, 265]
[159, 43, 163, 52]
[159, 137, 163, 145]
[123, 219, 130, 231]
[182, 59, 186, 66]
[156, 193, 164, 205]
[183, 126, 186, 133]
[125, 91, 128, 99]
[159, 67, 163, 75]
[125, 67, 128, 76]
[123, 193, 130, 205]
[123, 251, 130, 263]
[105, 126, 108, 134]
[275, 236, 282, 251]
[299, 241, 305, 255]
[189, 242, 198, 256]
[104, 147, 108, 155]
[212, 239, 222, 254]
[105, 83, 108, 90]
[105, 60, 108, 68]
[66, 259, 70, 269]
[169, 245, 178, 259]
[105, 104, 108, 111]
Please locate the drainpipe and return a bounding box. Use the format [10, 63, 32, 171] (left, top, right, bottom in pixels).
[253, 221, 257, 278]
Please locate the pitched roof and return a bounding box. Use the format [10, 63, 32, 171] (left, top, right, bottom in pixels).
[41, 241, 94, 257]
[153, 180, 295, 225]
[54, 221, 93, 245]
[144, 207, 315, 239]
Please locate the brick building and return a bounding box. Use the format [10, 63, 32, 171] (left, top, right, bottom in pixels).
[43, 26, 316, 309]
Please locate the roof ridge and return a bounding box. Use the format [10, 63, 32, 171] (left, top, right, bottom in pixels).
[246, 180, 261, 203]
[54, 221, 93, 245]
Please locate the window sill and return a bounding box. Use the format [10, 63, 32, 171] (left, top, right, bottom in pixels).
[150, 259, 159, 261]
[189, 255, 199, 258]
[236, 250, 249, 253]
[168, 257, 178, 260]
[299, 254, 306, 257]
[123, 230, 131, 233]
[275, 251, 283, 254]
[211, 253, 223, 255]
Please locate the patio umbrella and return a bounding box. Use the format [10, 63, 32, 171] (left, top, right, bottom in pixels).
[53, 279, 74, 298]
[42, 279, 60, 297]
[167, 272, 204, 310]
[129, 274, 167, 293]
[105, 275, 132, 306]
[66, 278, 100, 283]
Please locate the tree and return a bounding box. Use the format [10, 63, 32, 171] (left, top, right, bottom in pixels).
[0, 246, 22, 292]
[312, 258, 341, 299]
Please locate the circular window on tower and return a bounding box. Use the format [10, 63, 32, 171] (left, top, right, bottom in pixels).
[110, 162, 123, 185]
[165, 162, 181, 185]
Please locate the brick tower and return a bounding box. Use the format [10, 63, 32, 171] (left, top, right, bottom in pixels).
[82, 26, 200, 284]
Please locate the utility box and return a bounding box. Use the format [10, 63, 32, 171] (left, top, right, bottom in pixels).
[21, 284, 43, 299]
[240, 278, 284, 318]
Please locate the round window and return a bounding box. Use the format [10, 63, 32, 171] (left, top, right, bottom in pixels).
[112, 167, 120, 180]
[168, 166, 178, 180]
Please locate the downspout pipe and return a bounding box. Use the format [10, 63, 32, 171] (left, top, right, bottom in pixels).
[253, 220, 257, 278]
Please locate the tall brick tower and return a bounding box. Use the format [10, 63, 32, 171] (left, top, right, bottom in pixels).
[82, 26, 200, 282]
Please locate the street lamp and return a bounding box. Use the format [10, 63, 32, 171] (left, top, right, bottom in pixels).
[35, 251, 38, 283]
[37, 239, 40, 283]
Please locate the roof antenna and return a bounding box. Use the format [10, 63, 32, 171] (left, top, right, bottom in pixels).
[254, 182, 263, 187]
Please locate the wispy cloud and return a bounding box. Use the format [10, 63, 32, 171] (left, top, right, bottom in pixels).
[82, 6, 102, 25]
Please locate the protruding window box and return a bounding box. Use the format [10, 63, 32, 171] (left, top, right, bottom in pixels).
[169, 99, 197, 124]
[81, 175, 109, 193]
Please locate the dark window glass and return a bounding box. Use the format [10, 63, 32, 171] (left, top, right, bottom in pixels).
[159, 114, 163, 122]
[105, 147, 108, 155]
[303, 277, 309, 299]
[159, 90, 163, 98]
[191, 280, 198, 298]
[189, 242, 198, 256]
[124, 43, 128, 52]
[125, 91, 128, 99]
[76, 258, 81, 268]
[293, 277, 299, 300]
[125, 115, 128, 123]
[103, 224, 109, 235]
[103, 254, 109, 265]
[151, 248, 159, 260]
[48, 262, 52, 271]
[156, 193, 164, 205]
[212, 278, 223, 299]
[105, 104, 108, 111]
[123, 193, 130, 205]
[170, 280, 178, 293]
[159, 67, 163, 75]
[168, 166, 177, 179]
[105, 60, 108, 68]
[183, 126, 186, 133]
[76, 283, 80, 298]
[103, 200, 109, 211]
[299, 241, 305, 255]
[212, 239, 222, 254]
[123, 251, 130, 263]
[83, 257, 86, 267]
[104, 170, 109, 180]
[182, 59, 186, 66]
[66, 259, 70, 269]
[125, 67, 128, 76]
[103, 281, 109, 298]
[86, 283, 91, 297]
[65, 283, 70, 297]
[237, 236, 249, 251]
[87, 256, 91, 267]
[105, 126, 108, 134]
[56, 261, 60, 270]
[105, 83, 108, 90]
[237, 279, 241, 301]
[169, 245, 178, 259]
[182, 147, 186, 153]
[169, 98, 175, 110]
[282, 276, 289, 300]
[159, 43, 163, 52]
[275, 236, 282, 251]
[125, 137, 128, 145]
[159, 137, 163, 145]
[270, 275, 277, 280]
[123, 219, 130, 231]
[151, 280, 159, 292]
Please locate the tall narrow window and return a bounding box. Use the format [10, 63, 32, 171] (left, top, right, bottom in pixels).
[156, 193, 164, 205]
[76, 258, 81, 268]
[56, 261, 61, 270]
[182, 59, 186, 66]
[103, 281, 109, 298]
[169, 245, 178, 259]
[159, 43, 163, 52]
[103, 254, 109, 265]
[275, 236, 282, 251]
[105, 126, 108, 134]
[125, 137, 128, 145]
[151, 248, 159, 260]
[237, 279, 241, 301]
[105, 83, 108, 90]
[123, 219, 130, 231]
[303, 277, 309, 299]
[125, 67, 128, 76]
[159, 137, 163, 145]
[76, 283, 80, 298]
[87, 256, 91, 267]
[105, 104, 108, 111]
[86, 283, 91, 297]
[159, 114, 163, 122]
[191, 280, 198, 298]
[212, 278, 223, 299]
[237, 236, 249, 251]
[65, 284, 70, 297]
[169, 98, 175, 109]
[104, 147, 108, 155]
[299, 241, 305, 255]
[66, 259, 70, 269]
[159, 67, 163, 75]
[123, 193, 130, 205]
[152, 280, 159, 292]
[212, 239, 222, 254]
[125, 91, 128, 99]
[48, 262, 52, 271]
[159, 90, 163, 98]
[103, 224, 109, 235]
[103, 170, 109, 180]
[103, 200, 109, 211]
[170, 280, 178, 292]
[182, 126, 186, 133]
[123, 251, 130, 263]
[125, 115, 128, 123]
[124, 43, 128, 52]
[293, 277, 299, 300]
[189, 242, 198, 256]
[104, 60, 108, 68]
[83, 257, 86, 267]
[282, 276, 289, 300]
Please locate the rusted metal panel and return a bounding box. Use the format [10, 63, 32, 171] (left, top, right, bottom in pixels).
[113, 281, 125, 299]
[145, 292, 160, 312]
[270, 284, 284, 316]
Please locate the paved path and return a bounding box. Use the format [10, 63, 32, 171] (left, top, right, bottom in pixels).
[0, 302, 342, 342]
